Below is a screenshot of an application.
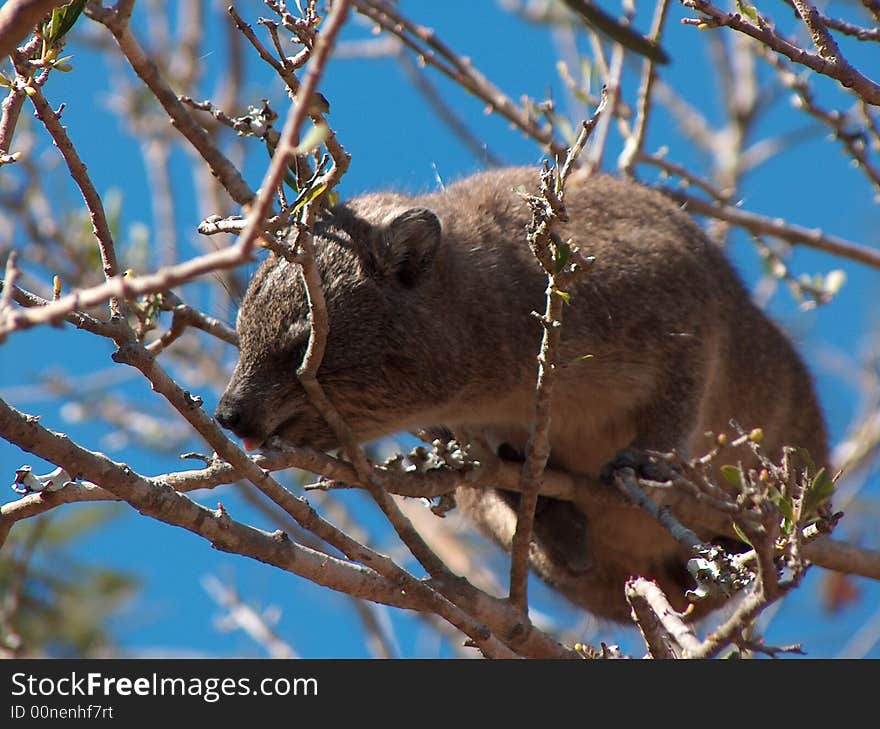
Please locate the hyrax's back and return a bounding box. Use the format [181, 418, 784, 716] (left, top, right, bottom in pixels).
[409, 168, 827, 620]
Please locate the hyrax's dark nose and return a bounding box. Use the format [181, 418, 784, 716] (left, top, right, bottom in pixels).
[215, 398, 243, 432]
[215, 394, 267, 451]
[215, 392, 266, 445]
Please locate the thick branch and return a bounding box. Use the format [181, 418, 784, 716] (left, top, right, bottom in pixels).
[0, 398, 413, 608]
[804, 537, 880, 580]
[626, 577, 702, 658]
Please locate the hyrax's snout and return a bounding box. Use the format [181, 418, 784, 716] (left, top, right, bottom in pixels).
[214, 397, 241, 430]
[215, 390, 265, 448]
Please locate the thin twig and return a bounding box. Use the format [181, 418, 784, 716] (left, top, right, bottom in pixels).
[614, 468, 706, 552]
[88, 3, 255, 205]
[145, 290, 239, 353]
[618, 0, 671, 174]
[800, 8, 880, 43]
[638, 151, 731, 201]
[2, 282, 113, 338]
[585, 45, 622, 173]
[0, 245, 246, 337]
[759, 46, 880, 194]
[293, 212, 453, 581]
[22, 80, 125, 318]
[666, 190, 880, 270]
[509, 105, 604, 612]
[230, 0, 351, 259]
[398, 52, 503, 168]
[353, 0, 563, 156]
[0, 252, 20, 319]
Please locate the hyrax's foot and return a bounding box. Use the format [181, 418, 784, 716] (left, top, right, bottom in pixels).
[599, 448, 674, 486]
[496, 442, 524, 462]
[533, 497, 594, 574]
[492, 442, 594, 573]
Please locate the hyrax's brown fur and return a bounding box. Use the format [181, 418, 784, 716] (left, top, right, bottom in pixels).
[216, 167, 827, 622]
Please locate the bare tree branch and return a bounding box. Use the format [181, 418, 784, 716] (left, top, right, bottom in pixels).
[21, 78, 125, 317]
[626, 577, 702, 658]
[681, 0, 880, 105]
[619, 0, 671, 174]
[509, 111, 602, 612]
[353, 0, 564, 156]
[667, 191, 880, 269]
[88, 3, 255, 205]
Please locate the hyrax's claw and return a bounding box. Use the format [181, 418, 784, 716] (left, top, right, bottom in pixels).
[600, 448, 673, 485]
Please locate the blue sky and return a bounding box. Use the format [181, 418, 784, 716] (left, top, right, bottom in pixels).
[1, 1, 879, 657]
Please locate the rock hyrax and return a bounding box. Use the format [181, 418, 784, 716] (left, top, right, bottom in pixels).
[216, 167, 828, 621]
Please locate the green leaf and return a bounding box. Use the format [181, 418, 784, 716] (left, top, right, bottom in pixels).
[553, 239, 571, 273]
[735, 0, 760, 23]
[292, 182, 328, 212]
[720, 464, 742, 488]
[552, 288, 571, 303]
[768, 485, 795, 523]
[796, 447, 818, 474]
[804, 467, 835, 516]
[732, 522, 753, 548]
[45, 0, 88, 44]
[295, 123, 330, 155]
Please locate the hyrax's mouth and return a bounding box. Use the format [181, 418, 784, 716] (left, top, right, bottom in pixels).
[234, 414, 300, 453]
[240, 413, 340, 453]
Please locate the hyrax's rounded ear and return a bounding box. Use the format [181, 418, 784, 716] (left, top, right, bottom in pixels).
[380, 207, 442, 288]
